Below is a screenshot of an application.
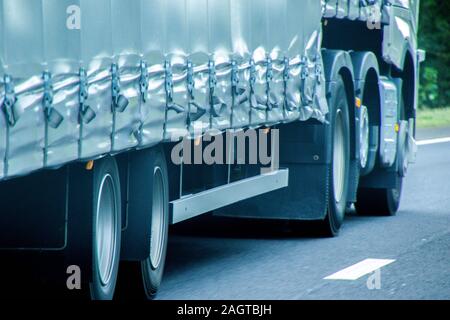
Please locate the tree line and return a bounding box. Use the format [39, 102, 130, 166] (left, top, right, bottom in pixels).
[418, 0, 450, 108]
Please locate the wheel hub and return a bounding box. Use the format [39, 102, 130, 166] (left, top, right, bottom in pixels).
[359, 105, 370, 169]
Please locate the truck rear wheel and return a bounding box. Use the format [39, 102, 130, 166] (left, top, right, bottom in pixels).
[320, 77, 351, 237]
[356, 126, 406, 216]
[140, 148, 169, 299]
[355, 181, 403, 216]
[356, 97, 408, 217]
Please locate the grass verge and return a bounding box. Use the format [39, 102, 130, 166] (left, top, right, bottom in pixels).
[417, 107, 450, 128]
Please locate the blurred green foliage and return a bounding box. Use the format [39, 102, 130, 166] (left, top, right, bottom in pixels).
[418, 1, 450, 108]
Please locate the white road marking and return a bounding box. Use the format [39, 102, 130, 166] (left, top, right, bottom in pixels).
[324, 259, 396, 281]
[417, 137, 450, 146]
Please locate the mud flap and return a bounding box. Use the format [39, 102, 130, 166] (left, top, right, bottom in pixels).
[215, 120, 330, 221]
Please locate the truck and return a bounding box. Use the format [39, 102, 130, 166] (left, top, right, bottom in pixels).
[0, 0, 424, 299]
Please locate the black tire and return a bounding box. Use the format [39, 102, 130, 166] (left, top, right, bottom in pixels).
[355, 180, 403, 216]
[66, 157, 122, 300]
[320, 77, 351, 237]
[140, 147, 169, 299]
[356, 96, 407, 217]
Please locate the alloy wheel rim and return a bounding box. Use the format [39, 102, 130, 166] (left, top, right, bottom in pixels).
[95, 174, 117, 286]
[150, 167, 165, 270]
[360, 106, 370, 169]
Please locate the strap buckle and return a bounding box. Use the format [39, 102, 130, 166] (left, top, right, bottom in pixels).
[1, 75, 18, 126]
[42, 71, 63, 129]
[164, 60, 184, 114]
[266, 57, 273, 83]
[186, 60, 205, 123]
[249, 59, 256, 92]
[139, 60, 149, 103]
[231, 60, 240, 89]
[79, 68, 95, 124]
[111, 63, 129, 113]
[315, 64, 322, 85]
[208, 60, 217, 91]
[300, 56, 309, 80]
[187, 60, 195, 100]
[283, 57, 290, 82]
[164, 60, 173, 103]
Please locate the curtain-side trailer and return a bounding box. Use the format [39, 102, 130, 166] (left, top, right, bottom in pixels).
[0, 0, 423, 299]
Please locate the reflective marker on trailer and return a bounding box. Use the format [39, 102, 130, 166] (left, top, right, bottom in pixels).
[86, 160, 94, 171]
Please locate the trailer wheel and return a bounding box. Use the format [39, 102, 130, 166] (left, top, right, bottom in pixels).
[359, 105, 370, 171]
[90, 157, 122, 300]
[66, 157, 122, 300]
[140, 148, 169, 299]
[321, 77, 351, 236]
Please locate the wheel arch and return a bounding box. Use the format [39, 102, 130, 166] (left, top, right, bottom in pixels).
[322, 50, 356, 159]
[351, 51, 382, 162]
[393, 49, 416, 121]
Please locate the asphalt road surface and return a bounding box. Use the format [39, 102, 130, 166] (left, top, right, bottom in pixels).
[157, 128, 450, 300]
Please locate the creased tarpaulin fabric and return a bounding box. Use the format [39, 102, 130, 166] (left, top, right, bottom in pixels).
[0, 0, 389, 180]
